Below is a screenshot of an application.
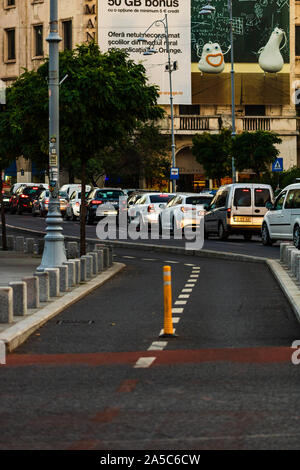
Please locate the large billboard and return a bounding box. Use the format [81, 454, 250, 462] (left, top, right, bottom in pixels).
[191, 0, 289, 64]
[98, 0, 191, 105]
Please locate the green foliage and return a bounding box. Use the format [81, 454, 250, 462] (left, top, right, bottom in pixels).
[192, 128, 232, 185]
[232, 130, 282, 177]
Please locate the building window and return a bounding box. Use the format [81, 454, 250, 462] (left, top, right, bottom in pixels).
[296, 26, 300, 56]
[34, 25, 43, 57]
[179, 105, 200, 115]
[6, 0, 15, 6]
[6, 29, 16, 61]
[245, 105, 266, 116]
[63, 20, 72, 50]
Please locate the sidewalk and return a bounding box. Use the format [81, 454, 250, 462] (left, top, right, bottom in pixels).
[0, 249, 125, 352]
[0, 251, 41, 286]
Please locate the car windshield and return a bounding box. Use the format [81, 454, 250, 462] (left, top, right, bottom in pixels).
[233, 188, 251, 207]
[254, 189, 271, 207]
[23, 187, 40, 196]
[95, 190, 124, 199]
[149, 195, 173, 203]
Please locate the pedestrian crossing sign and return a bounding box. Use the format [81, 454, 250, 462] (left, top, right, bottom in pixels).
[272, 158, 283, 172]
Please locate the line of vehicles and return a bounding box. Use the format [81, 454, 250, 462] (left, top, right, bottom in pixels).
[2, 181, 300, 248]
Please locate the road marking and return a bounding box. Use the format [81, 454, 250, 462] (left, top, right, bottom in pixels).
[142, 258, 156, 261]
[179, 294, 190, 299]
[190, 274, 199, 278]
[185, 284, 195, 288]
[172, 308, 184, 314]
[148, 341, 168, 351]
[175, 300, 187, 305]
[159, 329, 176, 336]
[184, 263, 196, 267]
[182, 289, 192, 293]
[164, 260, 179, 264]
[122, 256, 136, 259]
[173, 317, 180, 323]
[192, 268, 200, 271]
[134, 357, 156, 368]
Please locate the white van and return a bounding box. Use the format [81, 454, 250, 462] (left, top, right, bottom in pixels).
[262, 183, 300, 248]
[60, 184, 91, 196]
[204, 183, 274, 240]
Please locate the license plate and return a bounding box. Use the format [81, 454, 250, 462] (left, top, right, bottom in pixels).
[234, 216, 251, 223]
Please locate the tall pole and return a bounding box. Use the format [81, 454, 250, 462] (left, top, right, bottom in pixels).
[38, 0, 66, 270]
[228, 0, 236, 183]
[165, 15, 176, 193]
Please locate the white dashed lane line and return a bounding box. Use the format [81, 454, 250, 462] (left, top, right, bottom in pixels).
[172, 308, 184, 314]
[134, 357, 156, 368]
[179, 294, 190, 299]
[148, 341, 168, 351]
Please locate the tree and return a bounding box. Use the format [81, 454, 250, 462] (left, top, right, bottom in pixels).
[6, 43, 165, 254]
[232, 130, 282, 178]
[192, 129, 232, 186]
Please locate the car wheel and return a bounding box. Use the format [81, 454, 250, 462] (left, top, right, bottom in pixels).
[218, 222, 228, 241]
[293, 225, 300, 249]
[261, 223, 273, 246]
[244, 233, 252, 241]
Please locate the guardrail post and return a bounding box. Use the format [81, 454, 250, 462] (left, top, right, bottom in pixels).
[9, 281, 27, 316]
[0, 287, 13, 323]
[160, 266, 176, 338]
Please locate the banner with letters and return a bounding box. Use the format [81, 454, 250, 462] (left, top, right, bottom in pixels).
[98, 0, 191, 105]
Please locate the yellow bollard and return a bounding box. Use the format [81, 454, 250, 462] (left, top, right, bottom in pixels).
[160, 265, 177, 338]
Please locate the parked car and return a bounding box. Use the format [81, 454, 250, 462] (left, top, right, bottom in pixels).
[9, 185, 48, 214]
[262, 183, 300, 248]
[60, 184, 91, 197]
[204, 183, 274, 240]
[32, 190, 69, 217]
[127, 192, 174, 227]
[10, 182, 48, 194]
[64, 189, 88, 221]
[159, 192, 214, 232]
[0, 189, 12, 211]
[85, 188, 125, 225]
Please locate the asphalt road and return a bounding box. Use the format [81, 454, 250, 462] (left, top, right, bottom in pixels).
[4, 213, 281, 259]
[1, 247, 300, 450]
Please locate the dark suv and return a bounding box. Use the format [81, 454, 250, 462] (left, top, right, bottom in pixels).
[9, 185, 45, 214]
[86, 188, 126, 225]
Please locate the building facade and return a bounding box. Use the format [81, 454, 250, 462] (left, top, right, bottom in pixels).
[0, 0, 299, 190]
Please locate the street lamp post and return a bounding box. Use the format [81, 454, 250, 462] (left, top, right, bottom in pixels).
[139, 15, 177, 192]
[228, 0, 236, 183]
[37, 0, 66, 270]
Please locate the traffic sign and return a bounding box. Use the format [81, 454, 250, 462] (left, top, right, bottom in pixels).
[272, 158, 283, 172]
[170, 167, 179, 180]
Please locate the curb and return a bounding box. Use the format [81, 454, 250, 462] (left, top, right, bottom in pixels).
[266, 259, 300, 323]
[5, 223, 267, 264]
[0, 262, 125, 352]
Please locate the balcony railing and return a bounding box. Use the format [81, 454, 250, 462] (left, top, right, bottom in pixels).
[242, 117, 271, 131]
[179, 116, 210, 131]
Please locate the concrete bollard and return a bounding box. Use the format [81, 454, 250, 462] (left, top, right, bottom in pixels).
[291, 251, 300, 278]
[87, 252, 98, 276]
[25, 238, 35, 254]
[95, 244, 109, 268]
[82, 255, 93, 279]
[15, 236, 25, 252]
[280, 242, 293, 263]
[287, 247, 297, 270]
[63, 261, 76, 288]
[282, 244, 293, 265]
[9, 281, 27, 316]
[80, 257, 87, 282]
[22, 276, 40, 309]
[56, 265, 69, 292]
[66, 241, 78, 259]
[95, 250, 104, 273]
[44, 268, 60, 297]
[34, 272, 50, 303]
[0, 287, 13, 323]
[73, 259, 81, 285]
[6, 235, 15, 251]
